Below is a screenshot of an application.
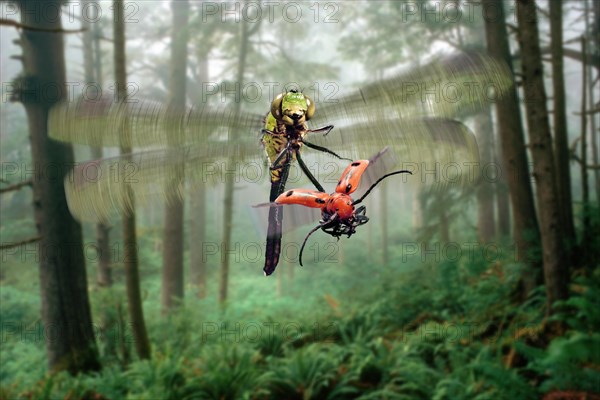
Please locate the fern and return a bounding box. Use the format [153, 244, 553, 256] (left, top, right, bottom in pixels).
[263, 343, 357, 400]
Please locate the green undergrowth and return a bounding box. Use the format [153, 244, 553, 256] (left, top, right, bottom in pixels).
[1, 238, 598, 399]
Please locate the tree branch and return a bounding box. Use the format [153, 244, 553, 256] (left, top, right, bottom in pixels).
[0, 236, 41, 250]
[571, 153, 600, 170]
[0, 18, 86, 33]
[573, 106, 600, 116]
[0, 180, 32, 194]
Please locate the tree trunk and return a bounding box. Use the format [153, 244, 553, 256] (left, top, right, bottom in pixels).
[219, 15, 250, 305]
[439, 205, 450, 244]
[494, 128, 511, 237]
[586, 0, 600, 204]
[580, 36, 591, 261]
[412, 189, 423, 232]
[483, 0, 541, 295]
[494, 149, 510, 238]
[190, 57, 208, 299]
[161, 0, 189, 314]
[15, 0, 100, 374]
[81, 0, 112, 287]
[380, 183, 389, 264]
[191, 188, 207, 297]
[219, 176, 234, 305]
[476, 107, 496, 243]
[549, 0, 576, 251]
[516, 0, 568, 313]
[114, 0, 151, 359]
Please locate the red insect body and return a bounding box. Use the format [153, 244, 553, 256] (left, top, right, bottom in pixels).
[336, 160, 369, 194]
[275, 159, 371, 222]
[275, 189, 330, 208]
[270, 154, 411, 266]
[325, 193, 354, 219]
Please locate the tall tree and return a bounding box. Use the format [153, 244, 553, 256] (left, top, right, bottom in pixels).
[161, 0, 190, 314]
[495, 143, 511, 237]
[580, 36, 591, 260]
[549, 0, 576, 250]
[13, 0, 100, 373]
[483, 0, 541, 295]
[585, 0, 600, 204]
[113, 0, 151, 359]
[190, 57, 208, 299]
[219, 10, 254, 305]
[82, 0, 112, 287]
[475, 107, 496, 243]
[516, 0, 568, 312]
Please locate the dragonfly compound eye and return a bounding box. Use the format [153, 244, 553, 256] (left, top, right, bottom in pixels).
[270, 93, 285, 121]
[304, 95, 315, 120]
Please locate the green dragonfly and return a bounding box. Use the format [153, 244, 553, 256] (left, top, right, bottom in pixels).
[49, 51, 513, 275]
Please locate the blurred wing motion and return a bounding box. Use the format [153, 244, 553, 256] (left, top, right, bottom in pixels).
[308, 51, 512, 186]
[312, 51, 512, 123]
[48, 51, 511, 222]
[49, 98, 264, 149]
[63, 146, 232, 222]
[310, 118, 481, 189]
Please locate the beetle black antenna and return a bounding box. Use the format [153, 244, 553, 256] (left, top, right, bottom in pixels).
[298, 213, 338, 266]
[352, 170, 412, 206]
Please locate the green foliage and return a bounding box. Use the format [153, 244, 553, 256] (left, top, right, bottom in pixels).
[264, 343, 357, 400]
[554, 274, 600, 332]
[183, 344, 263, 399]
[537, 333, 600, 394]
[1, 224, 597, 399]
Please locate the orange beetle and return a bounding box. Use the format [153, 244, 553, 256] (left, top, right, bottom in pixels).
[274, 159, 411, 266]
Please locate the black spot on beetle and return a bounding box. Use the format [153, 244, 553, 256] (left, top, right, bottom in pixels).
[285, 190, 294, 197]
[345, 184, 352, 193]
[351, 162, 360, 166]
[316, 198, 325, 204]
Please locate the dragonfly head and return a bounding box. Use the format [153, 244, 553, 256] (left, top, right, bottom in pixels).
[270, 91, 315, 126]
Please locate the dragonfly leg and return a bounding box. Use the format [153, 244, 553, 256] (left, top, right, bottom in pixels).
[270, 145, 291, 170]
[295, 149, 326, 193]
[307, 125, 334, 136]
[302, 140, 351, 162]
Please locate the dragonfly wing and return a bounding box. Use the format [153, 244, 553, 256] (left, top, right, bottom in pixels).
[308, 117, 480, 189]
[64, 145, 258, 222]
[310, 52, 512, 125]
[48, 98, 265, 154]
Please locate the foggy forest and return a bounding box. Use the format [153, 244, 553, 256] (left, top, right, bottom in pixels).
[0, 0, 599, 398]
